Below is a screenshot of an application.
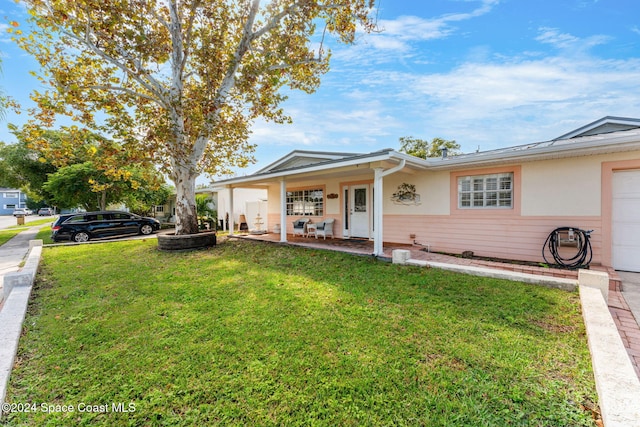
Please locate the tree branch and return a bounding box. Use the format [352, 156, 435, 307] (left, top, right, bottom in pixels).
[60, 27, 170, 111]
[82, 85, 159, 103]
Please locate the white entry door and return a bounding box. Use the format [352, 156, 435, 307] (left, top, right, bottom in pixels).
[612, 170, 640, 272]
[349, 184, 371, 238]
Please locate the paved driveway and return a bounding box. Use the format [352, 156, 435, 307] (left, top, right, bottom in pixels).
[620, 271, 640, 323]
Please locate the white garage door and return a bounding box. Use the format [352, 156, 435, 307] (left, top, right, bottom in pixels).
[613, 170, 640, 272]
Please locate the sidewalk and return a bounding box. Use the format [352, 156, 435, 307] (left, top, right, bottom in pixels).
[0, 226, 42, 305]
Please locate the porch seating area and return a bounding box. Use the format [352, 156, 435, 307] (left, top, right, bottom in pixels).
[292, 218, 310, 237]
[306, 218, 335, 239]
[291, 218, 335, 239]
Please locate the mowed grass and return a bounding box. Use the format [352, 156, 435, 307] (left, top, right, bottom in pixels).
[3, 239, 597, 426]
[0, 217, 56, 246]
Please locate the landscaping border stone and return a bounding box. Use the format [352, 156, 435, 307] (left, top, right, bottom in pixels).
[157, 231, 217, 251]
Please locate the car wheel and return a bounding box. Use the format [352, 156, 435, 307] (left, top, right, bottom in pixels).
[72, 232, 90, 242]
[140, 224, 154, 235]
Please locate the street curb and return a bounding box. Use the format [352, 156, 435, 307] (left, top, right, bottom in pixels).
[0, 242, 42, 409]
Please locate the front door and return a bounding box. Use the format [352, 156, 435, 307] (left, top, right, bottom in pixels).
[349, 184, 371, 238]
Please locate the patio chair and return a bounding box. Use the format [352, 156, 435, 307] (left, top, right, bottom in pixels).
[292, 218, 310, 237]
[314, 218, 335, 240]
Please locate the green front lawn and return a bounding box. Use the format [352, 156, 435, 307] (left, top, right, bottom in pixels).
[0, 229, 20, 246]
[0, 218, 55, 246]
[2, 239, 598, 426]
[8, 217, 57, 229]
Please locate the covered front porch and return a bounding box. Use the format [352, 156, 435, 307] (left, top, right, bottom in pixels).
[214, 149, 431, 256]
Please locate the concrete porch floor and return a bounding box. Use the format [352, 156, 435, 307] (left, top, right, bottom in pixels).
[235, 232, 640, 379]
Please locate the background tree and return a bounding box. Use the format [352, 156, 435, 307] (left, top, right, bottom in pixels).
[1, 128, 169, 211]
[43, 162, 115, 211]
[399, 136, 461, 159]
[12, 0, 376, 235]
[0, 140, 57, 200]
[43, 161, 169, 211]
[123, 182, 172, 217]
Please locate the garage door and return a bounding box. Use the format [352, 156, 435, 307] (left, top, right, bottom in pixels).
[612, 170, 640, 272]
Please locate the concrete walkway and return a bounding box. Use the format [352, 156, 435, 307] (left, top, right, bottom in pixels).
[0, 226, 42, 303]
[613, 272, 640, 377]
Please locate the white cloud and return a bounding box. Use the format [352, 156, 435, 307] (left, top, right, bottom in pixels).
[363, 0, 500, 53]
[535, 27, 611, 52]
[253, 47, 640, 157]
[375, 54, 640, 148]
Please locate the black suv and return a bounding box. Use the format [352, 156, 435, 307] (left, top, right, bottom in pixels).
[51, 211, 161, 242]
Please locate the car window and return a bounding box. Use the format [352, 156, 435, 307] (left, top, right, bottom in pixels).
[111, 213, 133, 220]
[64, 215, 86, 223]
[86, 214, 110, 221]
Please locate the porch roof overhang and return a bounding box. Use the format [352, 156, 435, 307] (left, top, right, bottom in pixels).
[211, 149, 430, 189]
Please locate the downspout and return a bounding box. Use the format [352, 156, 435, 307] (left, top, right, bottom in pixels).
[280, 178, 287, 242]
[373, 159, 406, 256]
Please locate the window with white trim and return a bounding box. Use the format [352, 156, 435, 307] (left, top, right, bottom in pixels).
[458, 173, 513, 208]
[155, 205, 164, 212]
[286, 189, 324, 216]
[3, 192, 19, 198]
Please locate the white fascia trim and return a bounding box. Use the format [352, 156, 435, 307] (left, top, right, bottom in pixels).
[216, 151, 427, 186]
[255, 150, 362, 174]
[556, 116, 640, 140]
[426, 133, 640, 170]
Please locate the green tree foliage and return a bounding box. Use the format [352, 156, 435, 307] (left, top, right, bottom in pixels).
[43, 162, 112, 211]
[0, 140, 57, 202]
[1, 128, 168, 211]
[10, 0, 377, 235]
[196, 194, 217, 229]
[43, 161, 169, 211]
[123, 183, 172, 217]
[399, 136, 461, 159]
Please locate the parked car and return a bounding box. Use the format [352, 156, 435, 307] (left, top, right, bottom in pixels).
[13, 208, 30, 217]
[38, 207, 54, 216]
[51, 210, 161, 242]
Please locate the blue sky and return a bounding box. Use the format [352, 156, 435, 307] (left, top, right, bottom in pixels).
[2, 0, 640, 182]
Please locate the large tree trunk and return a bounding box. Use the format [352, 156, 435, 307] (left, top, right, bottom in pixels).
[173, 166, 199, 235]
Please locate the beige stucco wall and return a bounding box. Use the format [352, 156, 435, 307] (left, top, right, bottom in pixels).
[521, 150, 640, 216]
[521, 157, 602, 216]
[383, 171, 450, 215]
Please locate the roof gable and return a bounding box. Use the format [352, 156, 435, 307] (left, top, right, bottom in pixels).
[256, 150, 363, 173]
[555, 116, 640, 140]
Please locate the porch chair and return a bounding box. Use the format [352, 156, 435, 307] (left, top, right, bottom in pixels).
[292, 218, 310, 237]
[314, 218, 335, 240]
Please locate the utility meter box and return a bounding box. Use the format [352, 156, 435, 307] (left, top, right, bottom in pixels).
[557, 228, 579, 247]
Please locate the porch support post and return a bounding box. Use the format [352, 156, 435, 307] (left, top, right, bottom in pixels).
[280, 178, 287, 242]
[373, 160, 406, 256]
[229, 187, 235, 236]
[373, 169, 384, 256]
